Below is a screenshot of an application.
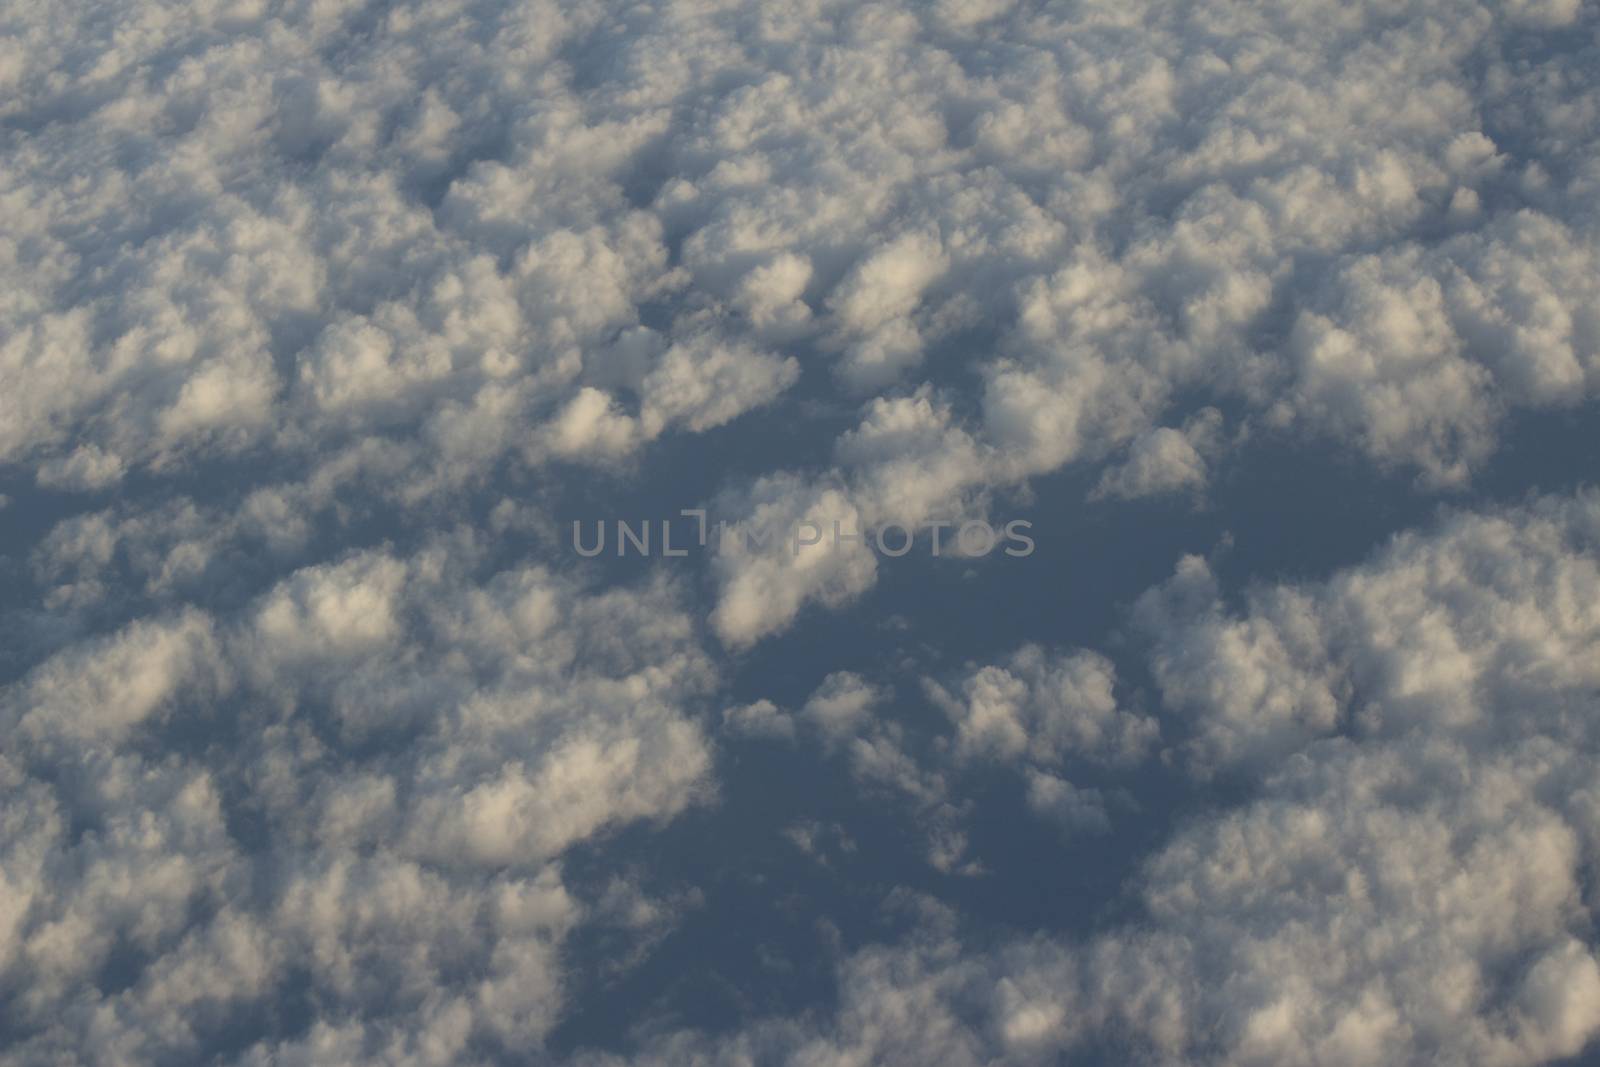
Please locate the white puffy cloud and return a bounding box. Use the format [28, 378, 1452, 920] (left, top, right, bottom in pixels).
[834, 387, 989, 528]
[667, 0, 1599, 640]
[1136, 490, 1600, 774]
[637, 331, 800, 437]
[34, 444, 127, 491]
[2, 0, 1595, 649]
[722, 697, 796, 741]
[2, 609, 227, 746]
[776, 649, 1152, 863]
[1092, 407, 1227, 501]
[926, 645, 1157, 767]
[827, 231, 951, 389]
[585, 489, 1600, 1067]
[547, 386, 645, 461]
[801, 671, 889, 743]
[709, 474, 878, 647]
[4, 0, 1591, 514]
[4, 0, 1600, 1060]
[0, 0, 805, 497]
[0, 535, 720, 1063]
[756, 670, 980, 873]
[1023, 771, 1112, 836]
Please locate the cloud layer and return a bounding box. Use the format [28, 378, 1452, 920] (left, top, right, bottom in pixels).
[2, 0, 1598, 1062]
[599, 490, 1600, 1066]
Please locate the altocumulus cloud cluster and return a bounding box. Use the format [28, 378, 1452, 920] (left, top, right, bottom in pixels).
[1, 0, 1598, 1062]
[581, 493, 1600, 1067]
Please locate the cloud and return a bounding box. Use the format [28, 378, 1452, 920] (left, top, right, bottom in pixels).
[637, 330, 800, 437]
[722, 697, 796, 741]
[3, 0, 1600, 1060]
[801, 671, 889, 743]
[34, 444, 127, 491]
[1136, 490, 1600, 775]
[1023, 771, 1112, 836]
[583, 489, 1600, 1067]
[827, 231, 951, 389]
[775, 649, 1153, 865]
[925, 645, 1158, 767]
[1091, 407, 1227, 502]
[0, 537, 721, 1062]
[3, 0, 1595, 653]
[835, 387, 989, 528]
[3, 608, 227, 745]
[709, 474, 878, 647]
